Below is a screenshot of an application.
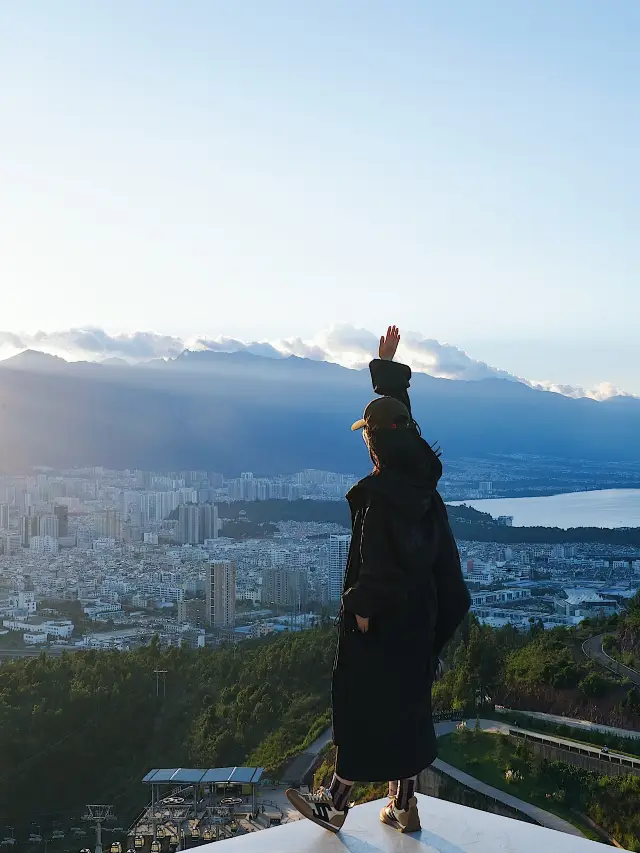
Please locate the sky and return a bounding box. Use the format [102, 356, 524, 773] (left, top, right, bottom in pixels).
[1, 1, 639, 393]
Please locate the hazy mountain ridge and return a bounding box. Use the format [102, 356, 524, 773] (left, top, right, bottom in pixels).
[0, 350, 638, 474]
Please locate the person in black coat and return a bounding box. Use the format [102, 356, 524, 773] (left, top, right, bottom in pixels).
[286, 326, 470, 834]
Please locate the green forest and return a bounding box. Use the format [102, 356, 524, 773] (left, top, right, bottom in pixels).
[0, 630, 333, 828]
[433, 598, 640, 727]
[1, 597, 639, 834]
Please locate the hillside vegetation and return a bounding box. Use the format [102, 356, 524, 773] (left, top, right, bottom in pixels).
[2, 600, 639, 828]
[440, 728, 640, 850]
[0, 630, 333, 825]
[604, 594, 640, 671]
[434, 606, 640, 728]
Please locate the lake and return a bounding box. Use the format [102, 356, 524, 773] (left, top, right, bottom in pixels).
[449, 488, 640, 529]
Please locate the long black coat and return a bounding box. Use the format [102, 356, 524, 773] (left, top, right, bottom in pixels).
[331, 359, 470, 782]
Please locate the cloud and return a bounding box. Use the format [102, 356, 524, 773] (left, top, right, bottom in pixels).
[0, 331, 25, 348]
[529, 379, 631, 401]
[192, 336, 285, 359]
[0, 327, 184, 360]
[0, 324, 634, 401]
[399, 333, 517, 382]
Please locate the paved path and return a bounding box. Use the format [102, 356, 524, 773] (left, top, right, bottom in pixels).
[281, 727, 333, 785]
[270, 728, 334, 823]
[582, 634, 640, 686]
[434, 718, 585, 837]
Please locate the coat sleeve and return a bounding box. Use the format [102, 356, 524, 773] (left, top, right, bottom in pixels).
[369, 359, 413, 416]
[431, 494, 471, 658]
[341, 498, 407, 618]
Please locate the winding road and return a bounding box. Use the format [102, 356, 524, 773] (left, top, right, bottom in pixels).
[582, 633, 640, 686]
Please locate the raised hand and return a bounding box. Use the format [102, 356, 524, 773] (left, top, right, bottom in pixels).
[379, 325, 400, 361]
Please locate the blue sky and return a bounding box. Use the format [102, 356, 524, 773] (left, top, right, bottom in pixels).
[1, 1, 638, 392]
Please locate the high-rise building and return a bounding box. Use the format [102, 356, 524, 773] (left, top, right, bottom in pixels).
[20, 514, 39, 548]
[199, 503, 219, 541]
[177, 504, 200, 545]
[206, 561, 236, 628]
[261, 568, 308, 610]
[328, 534, 351, 602]
[136, 470, 152, 490]
[54, 504, 69, 537]
[38, 514, 59, 539]
[0, 503, 9, 530]
[3, 533, 21, 555]
[96, 509, 122, 540]
[177, 597, 207, 628]
[29, 535, 59, 554]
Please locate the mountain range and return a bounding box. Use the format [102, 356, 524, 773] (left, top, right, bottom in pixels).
[0, 349, 638, 474]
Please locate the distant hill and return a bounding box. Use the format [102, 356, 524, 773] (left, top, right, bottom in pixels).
[0, 349, 639, 473]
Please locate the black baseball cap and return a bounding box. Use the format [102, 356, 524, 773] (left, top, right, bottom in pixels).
[351, 396, 411, 431]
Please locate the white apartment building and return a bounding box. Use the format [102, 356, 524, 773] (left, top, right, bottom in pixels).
[6, 591, 37, 616]
[30, 535, 59, 554]
[136, 582, 185, 603]
[328, 535, 351, 602]
[3, 617, 74, 639]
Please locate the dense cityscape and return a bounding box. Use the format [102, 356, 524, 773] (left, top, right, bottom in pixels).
[1, 465, 638, 658]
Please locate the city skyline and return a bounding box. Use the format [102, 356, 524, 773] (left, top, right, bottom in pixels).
[1, 2, 639, 394]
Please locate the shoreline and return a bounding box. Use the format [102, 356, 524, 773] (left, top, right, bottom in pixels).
[448, 488, 640, 532]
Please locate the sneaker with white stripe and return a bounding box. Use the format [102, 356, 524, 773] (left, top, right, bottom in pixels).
[285, 787, 349, 832]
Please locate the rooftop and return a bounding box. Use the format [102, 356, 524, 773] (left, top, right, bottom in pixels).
[206, 793, 612, 851]
[142, 766, 263, 785]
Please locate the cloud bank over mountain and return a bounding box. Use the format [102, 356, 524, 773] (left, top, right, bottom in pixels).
[0, 325, 633, 401]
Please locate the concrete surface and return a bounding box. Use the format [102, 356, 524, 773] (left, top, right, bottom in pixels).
[201, 793, 616, 851]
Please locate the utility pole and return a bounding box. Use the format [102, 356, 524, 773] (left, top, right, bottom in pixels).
[83, 804, 115, 853]
[154, 669, 168, 698]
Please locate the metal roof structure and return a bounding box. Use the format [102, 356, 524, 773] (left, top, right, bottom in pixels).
[142, 767, 263, 785]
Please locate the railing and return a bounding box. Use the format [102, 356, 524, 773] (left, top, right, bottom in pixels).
[509, 728, 640, 773]
[433, 710, 464, 722]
